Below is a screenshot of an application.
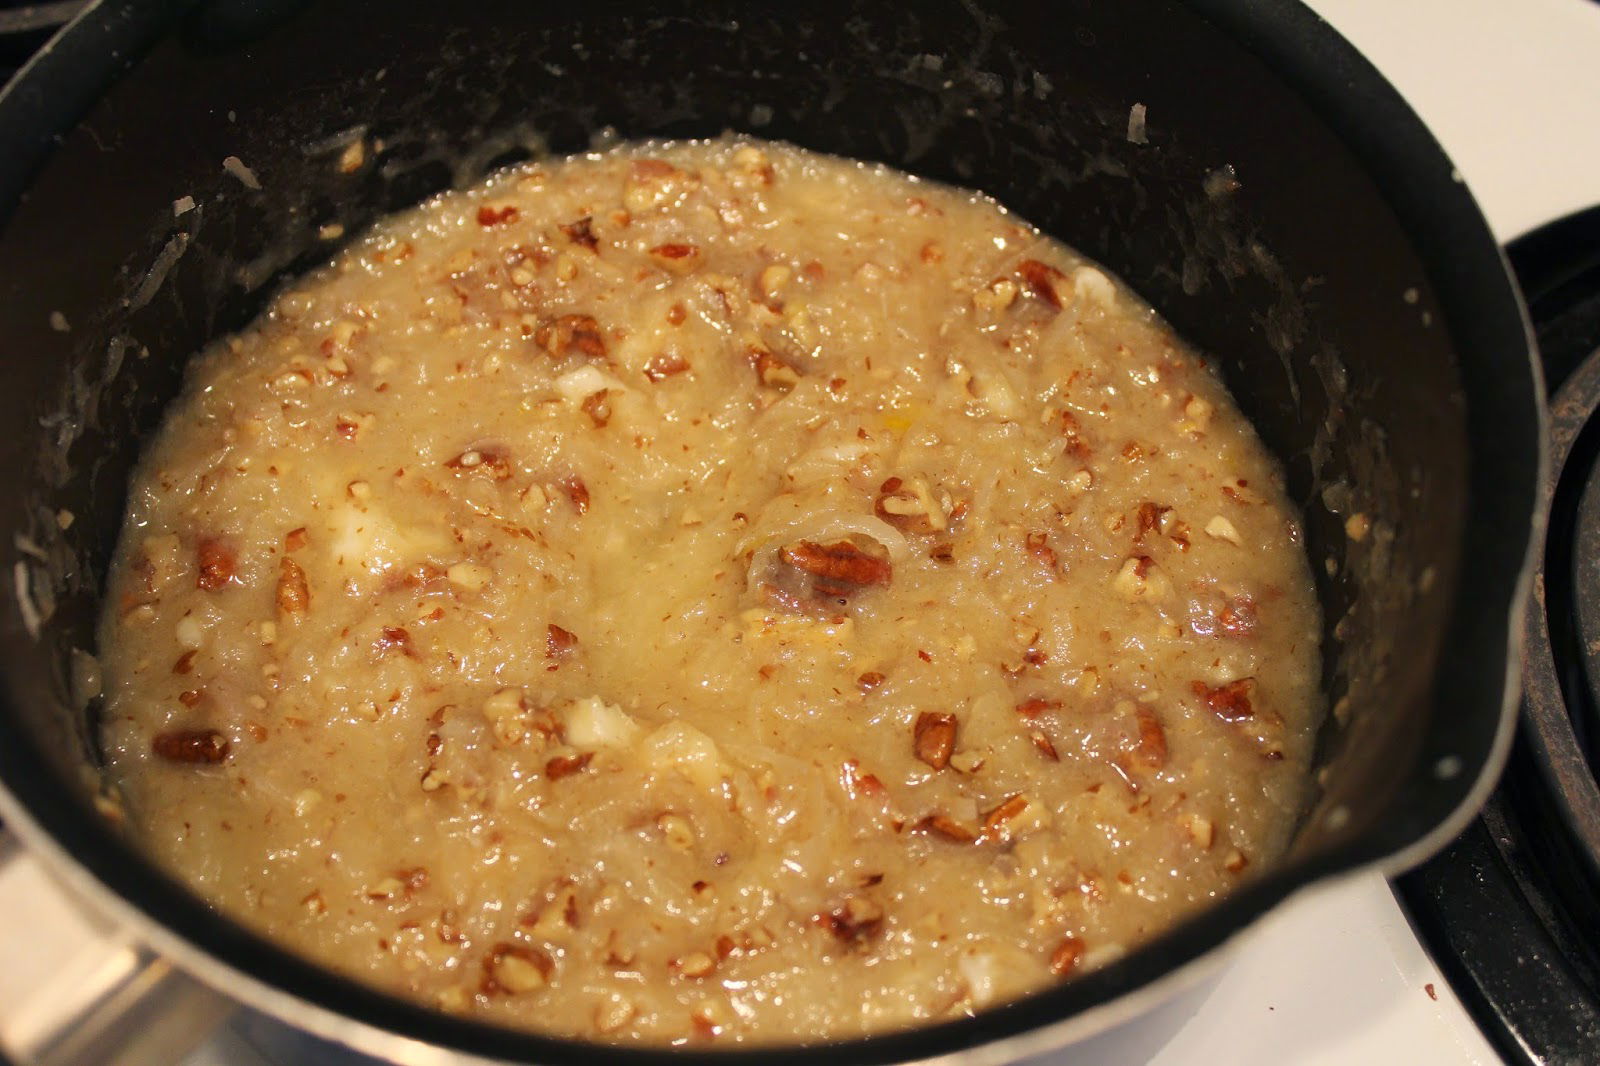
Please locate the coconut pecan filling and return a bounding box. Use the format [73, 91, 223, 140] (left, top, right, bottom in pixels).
[98, 137, 1320, 1044]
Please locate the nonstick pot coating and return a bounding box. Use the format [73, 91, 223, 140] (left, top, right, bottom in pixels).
[0, 1, 1538, 1061]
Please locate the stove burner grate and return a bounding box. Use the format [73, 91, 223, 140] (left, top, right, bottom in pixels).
[1400, 205, 1600, 1066]
[1525, 341, 1600, 882]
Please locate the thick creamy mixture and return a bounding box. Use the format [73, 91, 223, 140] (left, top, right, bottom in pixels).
[98, 138, 1320, 1044]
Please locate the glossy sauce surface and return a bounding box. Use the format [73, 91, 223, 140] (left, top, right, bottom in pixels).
[98, 138, 1320, 1044]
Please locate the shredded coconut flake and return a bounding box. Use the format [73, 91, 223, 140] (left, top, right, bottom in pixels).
[1127, 103, 1148, 145]
[13, 533, 46, 561]
[14, 561, 40, 639]
[223, 155, 262, 190]
[129, 234, 191, 310]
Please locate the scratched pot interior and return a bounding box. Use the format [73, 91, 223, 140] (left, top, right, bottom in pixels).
[0, 0, 1484, 1031]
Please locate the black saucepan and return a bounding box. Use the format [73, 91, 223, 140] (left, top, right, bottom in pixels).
[0, 1, 1542, 1062]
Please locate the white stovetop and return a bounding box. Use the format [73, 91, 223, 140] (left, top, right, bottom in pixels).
[1044, 1, 1600, 1063]
[1309, 0, 1600, 245]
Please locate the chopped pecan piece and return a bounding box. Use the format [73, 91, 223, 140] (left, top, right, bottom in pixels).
[560, 215, 598, 250]
[625, 159, 692, 213]
[974, 276, 1019, 311]
[914, 813, 977, 843]
[1112, 554, 1169, 601]
[1192, 678, 1256, 721]
[1217, 595, 1258, 637]
[376, 626, 415, 658]
[177, 690, 202, 707]
[1015, 696, 1062, 718]
[1206, 514, 1244, 545]
[284, 527, 309, 552]
[545, 752, 594, 779]
[393, 867, 426, 895]
[648, 242, 701, 273]
[581, 389, 612, 428]
[1059, 410, 1092, 460]
[875, 477, 945, 534]
[276, 557, 309, 616]
[535, 314, 607, 360]
[671, 952, 717, 979]
[560, 476, 590, 514]
[632, 158, 679, 180]
[913, 711, 958, 770]
[195, 537, 236, 591]
[476, 204, 519, 226]
[757, 263, 792, 304]
[839, 758, 886, 800]
[547, 623, 578, 658]
[445, 445, 513, 480]
[643, 353, 690, 382]
[481, 943, 552, 995]
[752, 347, 801, 391]
[172, 650, 197, 675]
[690, 1011, 723, 1041]
[1050, 935, 1086, 976]
[152, 729, 230, 764]
[1134, 706, 1168, 769]
[657, 812, 695, 850]
[1182, 813, 1216, 850]
[818, 895, 883, 943]
[392, 561, 448, 590]
[857, 671, 885, 692]
[980, 794, 1030, 842]
[779, 539, 891, 599]
[734, 145, 776, 185]
[1220, 479, 1257, 504]
[1025, 531, 1059, 573]
[1136, 502, 1173, 540]
[1018, 259, 1070, 309]
[756, 581, 807, 614]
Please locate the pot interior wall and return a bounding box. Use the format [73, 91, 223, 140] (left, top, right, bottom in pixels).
[0, 0, 1502, 1054]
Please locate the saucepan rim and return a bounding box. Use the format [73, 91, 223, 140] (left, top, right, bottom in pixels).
[0, 0, 1542, 1061]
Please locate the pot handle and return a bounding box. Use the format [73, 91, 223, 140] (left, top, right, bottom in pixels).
[0, 829, 234, 1066]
